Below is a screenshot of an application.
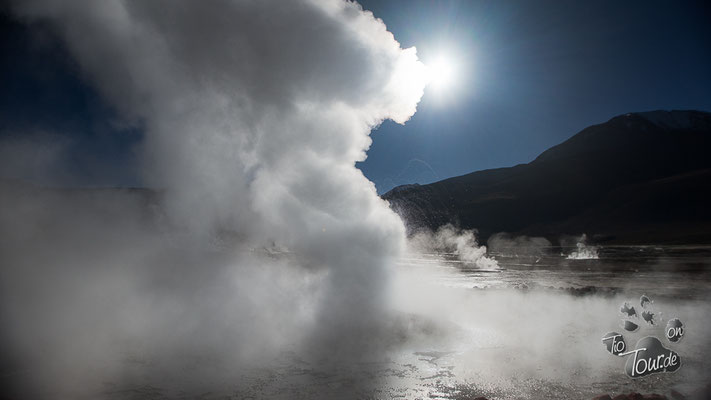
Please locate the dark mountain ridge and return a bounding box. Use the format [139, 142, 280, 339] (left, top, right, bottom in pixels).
[382, 110, 711, 244]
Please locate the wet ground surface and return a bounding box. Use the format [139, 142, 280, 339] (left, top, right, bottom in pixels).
[415, 245, 711, 299]
[14, 246, 711, 399]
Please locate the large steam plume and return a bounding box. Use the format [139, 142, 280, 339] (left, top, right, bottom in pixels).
[2, 0, 428, 397]
[13, 0, 427, 332]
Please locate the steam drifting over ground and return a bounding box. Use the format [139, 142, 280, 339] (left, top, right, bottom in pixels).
[409, 224, 499, 269]
[565, 234, 600, 260]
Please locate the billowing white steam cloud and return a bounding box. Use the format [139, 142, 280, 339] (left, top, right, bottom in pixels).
[566, 234, 600, 259]
[410, 224, 499, 269]
[3, 0, 428, 397]
[14, 0, 426, 332]
[14, 0, 427, 232]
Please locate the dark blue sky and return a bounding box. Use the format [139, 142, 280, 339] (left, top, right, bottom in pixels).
[1, 1, 710, 191]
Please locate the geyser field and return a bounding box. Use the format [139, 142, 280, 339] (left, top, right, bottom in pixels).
[2, 186, 710, 399]
[1, 1, 710, 399]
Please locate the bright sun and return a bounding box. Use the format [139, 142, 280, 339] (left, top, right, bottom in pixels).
[426, 55, 457, 91]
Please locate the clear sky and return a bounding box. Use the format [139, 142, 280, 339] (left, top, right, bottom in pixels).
[1, 1, 710, 192]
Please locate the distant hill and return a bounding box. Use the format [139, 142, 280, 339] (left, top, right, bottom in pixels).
[382, 110, 711, 244]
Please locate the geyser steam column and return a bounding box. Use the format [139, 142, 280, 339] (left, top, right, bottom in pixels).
[245, 4, 430, 350]
[12, 0, 428, 348]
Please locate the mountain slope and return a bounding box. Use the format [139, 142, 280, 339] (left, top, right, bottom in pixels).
[382, 110, 711, 244]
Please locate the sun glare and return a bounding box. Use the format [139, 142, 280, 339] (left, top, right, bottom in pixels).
[426, 55, 457, 91]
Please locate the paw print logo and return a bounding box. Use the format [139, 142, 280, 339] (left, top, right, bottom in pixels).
[618, 294, 659, 332]
[601, 294, 684, 378]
